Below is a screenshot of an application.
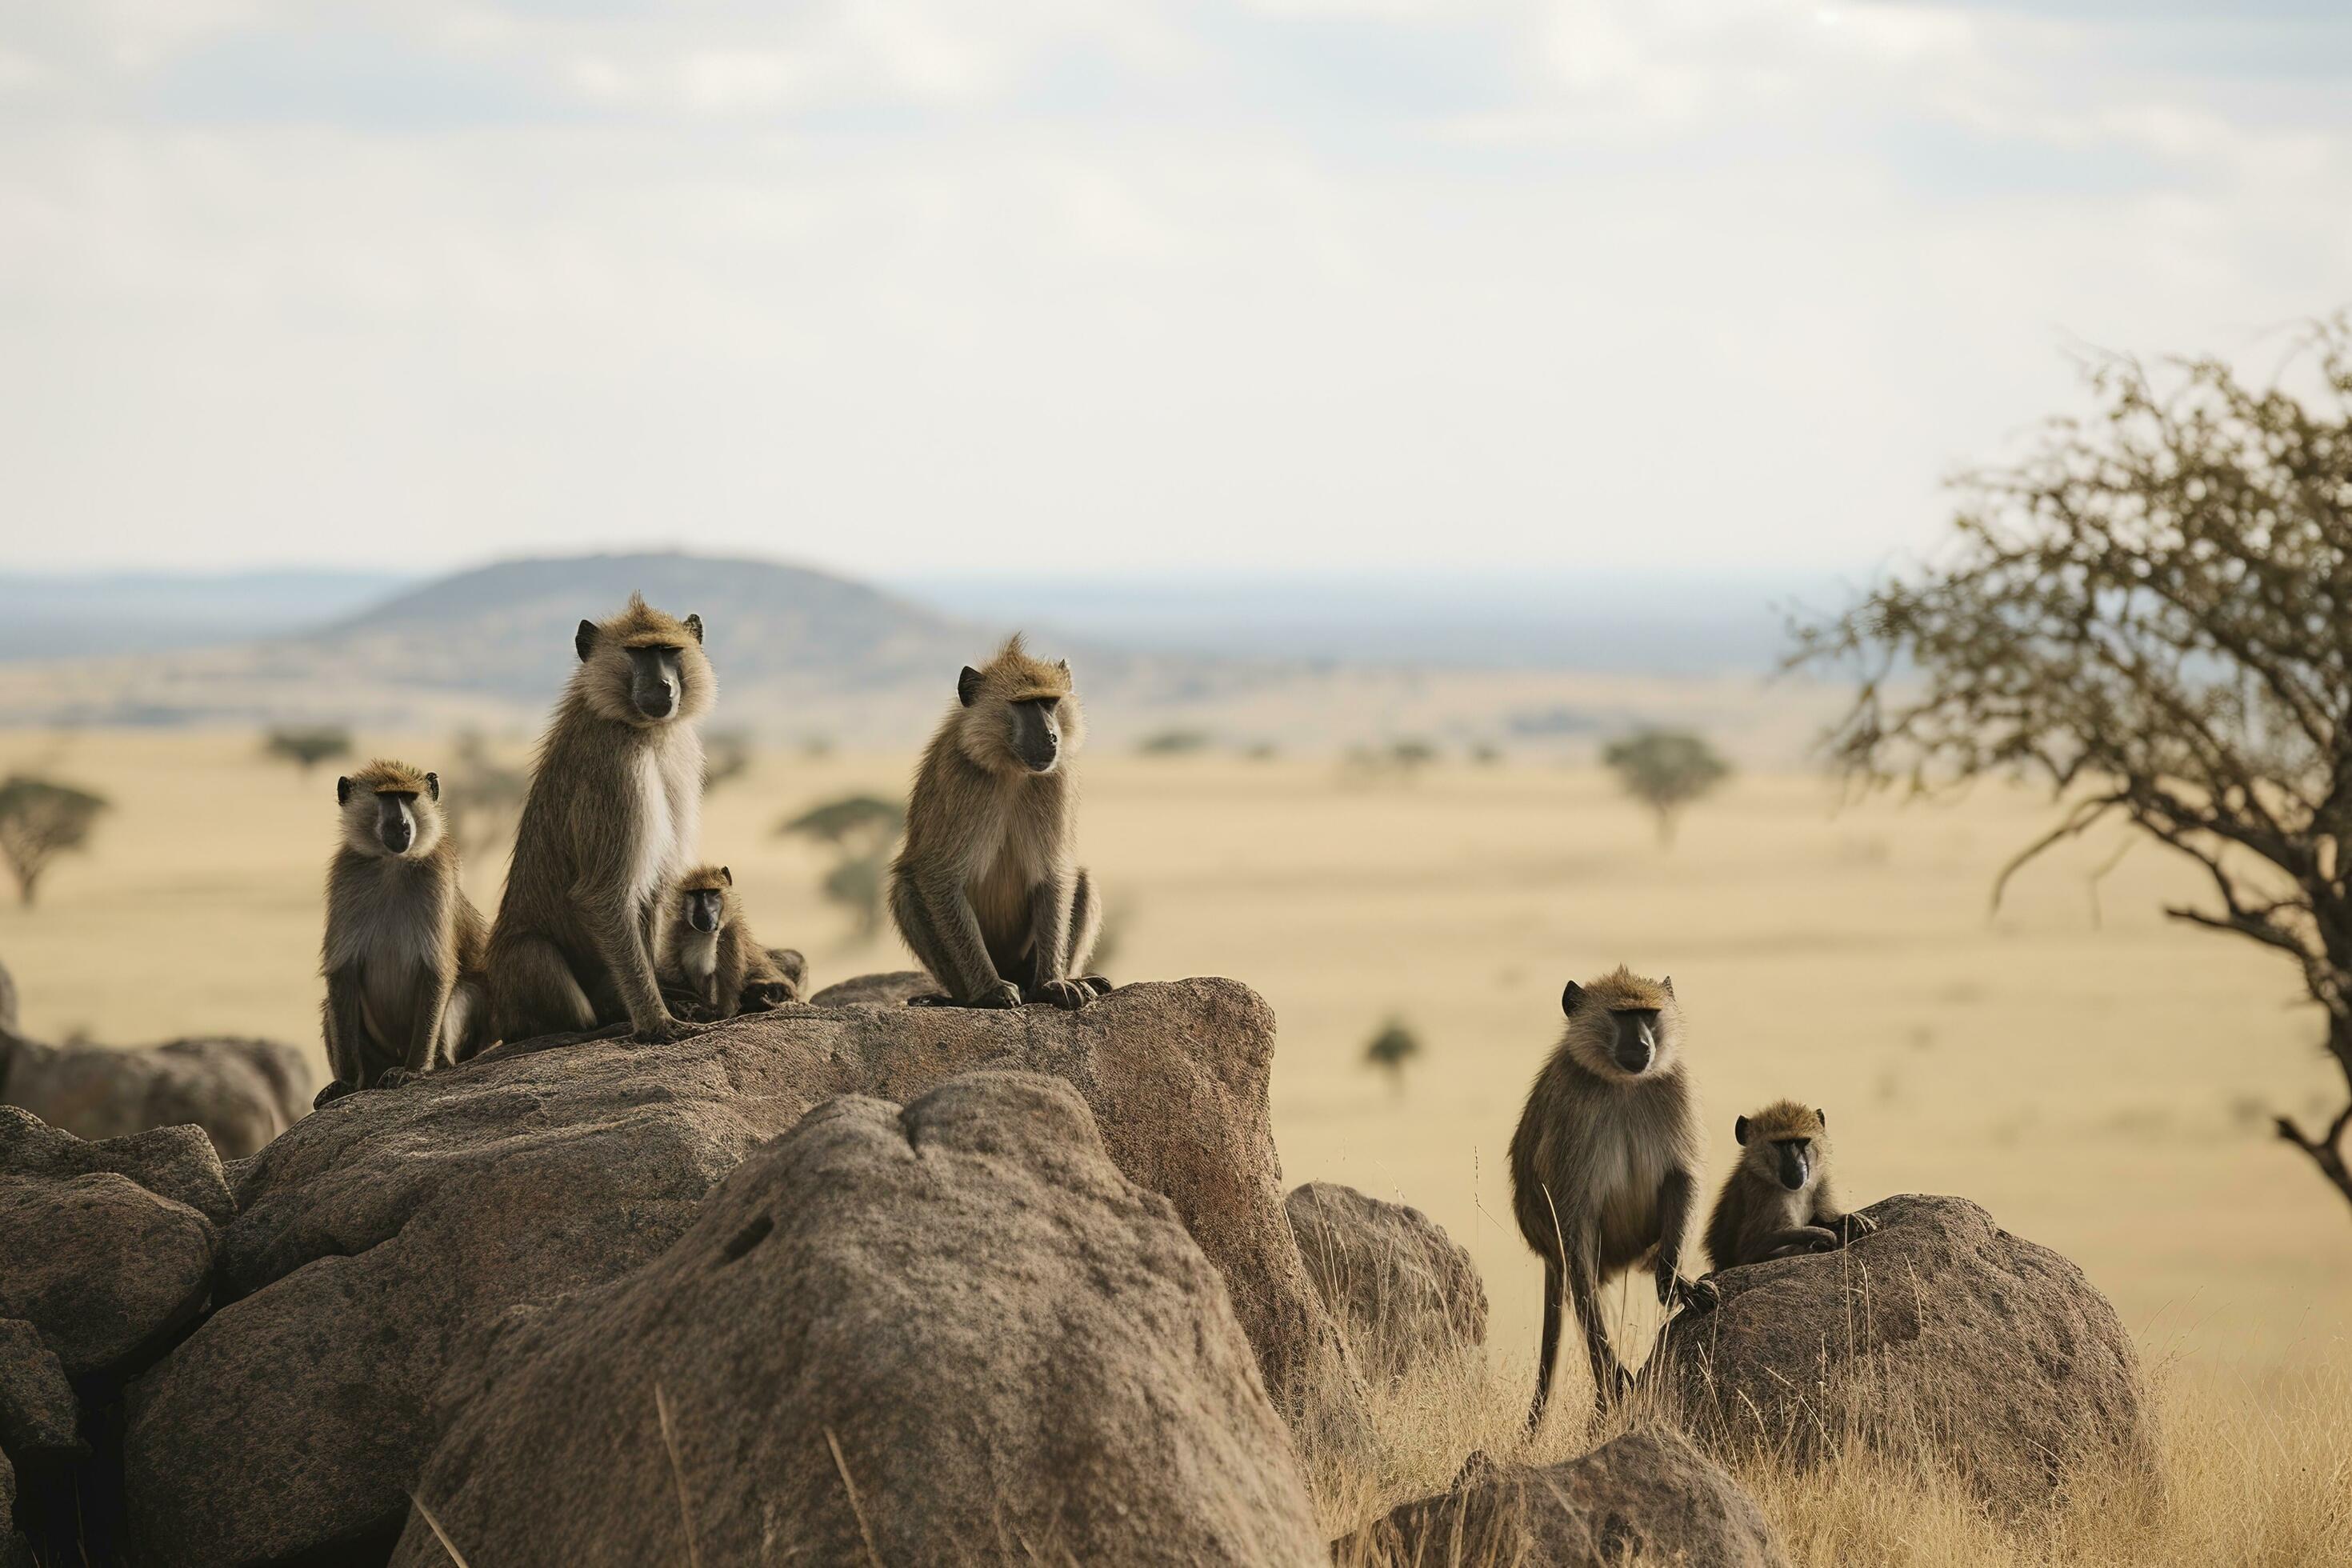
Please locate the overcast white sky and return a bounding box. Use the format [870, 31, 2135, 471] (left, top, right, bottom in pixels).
[2, 2, 2349, 577]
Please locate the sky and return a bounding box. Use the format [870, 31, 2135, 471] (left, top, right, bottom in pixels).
[2, 2, 2350, 578]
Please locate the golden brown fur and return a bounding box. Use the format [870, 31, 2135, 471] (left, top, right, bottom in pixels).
[1704, 1099, 1875, 1271]
[318, 759, 490, 1098]
[655, 863, 805, 1021]
[1508, 966, 1715, 1428]
[486, 595, 714, 1045]
[887, 634, 1108, 1010]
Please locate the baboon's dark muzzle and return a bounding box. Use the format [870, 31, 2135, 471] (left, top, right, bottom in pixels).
[1612, 1016, 1656, 1074]
[687, 894, 722, 934]
[377, 799, 413, 854]
[1778, 1145, 1810, 1190]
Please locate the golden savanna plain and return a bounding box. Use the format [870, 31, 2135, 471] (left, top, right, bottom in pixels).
[4, 726, 2349, 1562]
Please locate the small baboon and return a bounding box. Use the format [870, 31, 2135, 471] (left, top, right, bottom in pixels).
[655, 863, 805, 1021]
[888, 634, 1108, 1010]
[486, 595, 714, 1045]
[1509, 967, 1717, 1429]
[1704, 1101, 1877, 1271]
[318, 759, 490, 1098]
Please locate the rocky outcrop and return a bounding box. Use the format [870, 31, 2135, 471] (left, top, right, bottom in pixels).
[390, 1073, 1326, 1568]
[1, 1033, 318, 1159]
[122, 978, 1362, 1566]
[1286, 1181, 1486, 1379]
[1346, 1426, 1786, 1566]
[0, 1108, 233, 1227]
[1659, 1194, 2151, 1515]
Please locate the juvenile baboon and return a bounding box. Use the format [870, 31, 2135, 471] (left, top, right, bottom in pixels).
[486, 595, 714, 1045]
[655, 863, 805, 1022]
[888, 634, 1108, 1009]
[1509, 966, 1717, 1429]
[318, 759, 490, 1097]
[1704, 1101, 1876, 1271]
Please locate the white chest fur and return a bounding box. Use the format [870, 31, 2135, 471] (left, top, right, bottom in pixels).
[626, 738, 702, 910]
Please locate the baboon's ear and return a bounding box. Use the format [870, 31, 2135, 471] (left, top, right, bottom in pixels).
[719, 865, 732, 885]
[575, 619, 598, 662]
[1735, 1115, 1751, 1146]
[958, 666, 984, 707]
[683, 613, 704, 645]
[335, 776, 351, 806]
[424, 771, 439, 802]
[1816, 1108, 1827, 1130]
[1561, 980, 1585, 1018]
[1661, 975, 1674, 998]
[1057, 658, 1070, 674]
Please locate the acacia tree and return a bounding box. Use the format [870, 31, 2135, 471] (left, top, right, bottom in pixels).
[1791, 318, 2352, 1213]
[778, 794, 906, 940]
[263, 725, 352, 775]
[1602, 730, 1731, 846]
[0, 774, 109, 906]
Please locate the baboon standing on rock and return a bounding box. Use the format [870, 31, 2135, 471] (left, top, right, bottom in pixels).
[487, 595, 714, 1045]
[890, 634, 1108, 1009]
[1510, 967, 1716, 1429]
[319, 759, 488, 1098]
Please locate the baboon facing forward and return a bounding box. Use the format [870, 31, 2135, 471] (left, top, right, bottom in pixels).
[487, 595, 713, 1045]
[1510, 966, 1717, 1429]
[889, 634, 1107, 1009]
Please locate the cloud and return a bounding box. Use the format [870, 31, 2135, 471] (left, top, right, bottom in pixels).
[0, 1, 2347, 574]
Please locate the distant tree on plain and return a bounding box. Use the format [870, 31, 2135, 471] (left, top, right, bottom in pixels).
[0, 774, 108, 906]
[702, 729, 754, 794]
[1791, 314, 2352, 1217]
[442, 732, 529, 858]
[262, 725, 352, 776]
[1363, 1018, 1422, 1094]
[779, 794, 906, 941]
[1138, 729, 1213, 757]
[1602, 730, 1731, 846]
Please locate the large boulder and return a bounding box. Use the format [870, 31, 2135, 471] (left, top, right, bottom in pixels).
[1286, 1181, 1486, 1380]
[0, 1110, 221, 1380]
[1, 1033, 318, 1159]
[122, 978, 1362, 1566]
[1346, 1426, 1786, 1566]
[0, 1320, 78, 1457]
[1659, 1193, 2150, 1515]
[390, 1073, 1327, 1567]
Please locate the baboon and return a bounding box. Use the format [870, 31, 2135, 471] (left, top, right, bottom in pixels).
[486, 595, 714, 1045]
[1704, 1101, 1877, 1270]
[318, 759, 489, 1098]
[888, 634, 1108, 1010]
[655, 863, 805, 1022]
[1509, 966, 1717, 1429]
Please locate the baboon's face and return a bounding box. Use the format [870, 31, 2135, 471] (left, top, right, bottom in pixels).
[337, 773, 442, 858]
[682, 886, 726, 934]
[1006, 697, 1066, 774]
[1560, 978, 1680, 1081]
[628, 645, 687, 722]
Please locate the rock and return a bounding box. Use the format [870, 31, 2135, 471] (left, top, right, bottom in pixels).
[0, 1106, 234, 1226]
[1347, 1426, 1787, 1567]
[1286, 1181, 1486, 1379]
[0, 1173, 215, 1378]
[806, 969, 935, 1007]
[124, 978, 1361, 1566]
[1658, 1193, 2151, 1515]
[0, 1319, 79, 1455]
[0, 1033, 318, 1159]
[389, 1073, 1327, 1568]
[2, 1450, 30, 1568]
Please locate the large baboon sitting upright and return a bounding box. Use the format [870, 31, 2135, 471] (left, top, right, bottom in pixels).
[487, 595, 714, 1045]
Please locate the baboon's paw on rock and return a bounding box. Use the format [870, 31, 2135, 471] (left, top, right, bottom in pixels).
[1660, 1192, 2150, 1515]
[1346, 1426, 1787, 1567]
[390, 1071, 1327, 1568]
[1286, 1181, 1486, 1381]
[0, 1035, 316, 1159]
[121, 977, 1360, 1565]
[0, 1110, 221, 1378]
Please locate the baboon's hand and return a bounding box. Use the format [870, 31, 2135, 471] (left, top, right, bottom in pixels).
[1074, 974, 1114, 998]
[742, 982, 795, 1011]
[374, 1067, 418, 1090]
[1032, 978, 1093, 1010]
[635, 1012, 702, 1045]
[312, 1081, 353, 1110]
[971, 981, 1025, 1010]
[1838, 1211, 1879, 1243]
[1678, 1276, 1722, 1315]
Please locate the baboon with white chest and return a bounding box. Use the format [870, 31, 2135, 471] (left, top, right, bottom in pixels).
[486, 594, 714, 1045]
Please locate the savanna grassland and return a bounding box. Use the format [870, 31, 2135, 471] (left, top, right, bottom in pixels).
[5, 728, 2350, 1562]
